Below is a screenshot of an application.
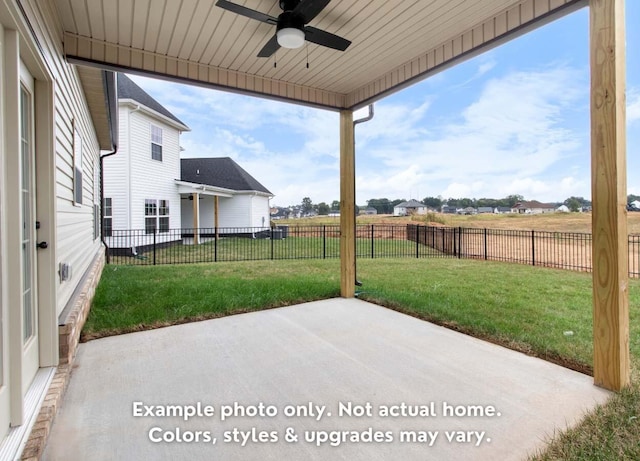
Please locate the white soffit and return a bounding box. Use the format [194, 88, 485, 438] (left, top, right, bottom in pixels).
[56, 0, 587, 110]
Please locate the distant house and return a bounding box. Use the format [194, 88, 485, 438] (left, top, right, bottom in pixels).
[477, 207, 494, 214]
[441, 204, 457, 214]
[363, 207, 378, 215]
[631, 200, 640, 210]
[556, 205, 570, 213]
[495, 206, 515, 214]
[513, 200, 556, 214]
[180, 157, 273, 230]
[271, 207, 290, 220]
[459, 207, 477, 215]
[394, 199, 429, 216]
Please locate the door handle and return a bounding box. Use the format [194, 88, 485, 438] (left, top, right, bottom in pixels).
[37, 241, 48, 249]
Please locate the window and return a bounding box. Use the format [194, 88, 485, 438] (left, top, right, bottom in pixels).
[145, 199, 157, 234]
[73, 122, 83, 205]
[151, 125, 163, 161]
[144, 199, 170, 234]
[158, 200, 170, 233]
[103, 198, 113, 237]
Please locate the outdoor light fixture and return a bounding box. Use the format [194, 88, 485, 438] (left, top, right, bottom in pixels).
[277, 27, 305, 49]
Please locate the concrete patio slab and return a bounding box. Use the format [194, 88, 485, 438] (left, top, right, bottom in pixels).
[42, 299, 610, 461]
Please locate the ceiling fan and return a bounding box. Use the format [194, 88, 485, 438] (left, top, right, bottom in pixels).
[215, 0, 351, 57]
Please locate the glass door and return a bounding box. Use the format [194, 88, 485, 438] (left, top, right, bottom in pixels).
[20, 63, 39, 394]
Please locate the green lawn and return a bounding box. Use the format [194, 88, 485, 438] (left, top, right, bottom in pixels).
[85, 260, 341, 338]
[86, 258, 640, 460]
[111, 236, 432, 265]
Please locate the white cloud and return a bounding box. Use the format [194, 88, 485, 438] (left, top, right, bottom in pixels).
[127, 63, 592, 205]
[352, 66, 588, 203]
[477, 60, 497, 77]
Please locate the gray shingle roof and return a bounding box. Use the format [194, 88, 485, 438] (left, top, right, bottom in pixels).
[181, 157, 272, 195]
[117, 74, 187, 128]
[395, 199, 425, 208]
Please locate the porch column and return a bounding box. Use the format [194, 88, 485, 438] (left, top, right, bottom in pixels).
[340, 110, 355, 298]
[590, 0, 629, 390]
[192, 193, 200, 245]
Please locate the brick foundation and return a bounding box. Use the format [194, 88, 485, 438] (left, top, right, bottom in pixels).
[21, 250, 105, 460]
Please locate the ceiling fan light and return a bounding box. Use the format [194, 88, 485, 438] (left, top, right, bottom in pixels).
[277, 27, 305, 49]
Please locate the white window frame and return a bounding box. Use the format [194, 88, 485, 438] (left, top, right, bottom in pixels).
[151, 124, 163, 161]
[103, 197, 113, 237]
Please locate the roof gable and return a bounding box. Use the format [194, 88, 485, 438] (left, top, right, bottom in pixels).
[181, 157, 272, 195]
[117, 73, 188, 128]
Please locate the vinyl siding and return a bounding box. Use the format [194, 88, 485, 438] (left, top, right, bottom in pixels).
[21, 0, 104, 315]
[250, 195, 270, 229]
[216, 196, 249, 228]
[103, 105, 132, 229]
[127, 109, 182, 231]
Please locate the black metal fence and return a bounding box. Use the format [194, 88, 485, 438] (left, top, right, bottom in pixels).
[105, 224, 640, 278]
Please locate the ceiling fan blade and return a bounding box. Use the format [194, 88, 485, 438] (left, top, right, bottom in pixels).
[304, 26, 351, 51]
[257, 34, 281, 57]
[293, 0, 331, 24]
[215, 0, 278, 25]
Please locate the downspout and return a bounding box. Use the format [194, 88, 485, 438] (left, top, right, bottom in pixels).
[100, 148, 117, 262]
[352, 104, 374, 288]
[100, 71, 119, 262]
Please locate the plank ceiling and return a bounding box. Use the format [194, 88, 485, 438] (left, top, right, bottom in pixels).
[56, 0, 586, 110]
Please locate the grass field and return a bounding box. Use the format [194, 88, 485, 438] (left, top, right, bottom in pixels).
[279, 211, 640, 234]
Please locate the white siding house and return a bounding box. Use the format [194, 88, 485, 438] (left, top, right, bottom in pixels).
[393, 199, 429, 216]
[103, 74, 189, 251]
[0, 0, 116, 457]
[103, 77, 273, 253]
[513, 200, 557, 214]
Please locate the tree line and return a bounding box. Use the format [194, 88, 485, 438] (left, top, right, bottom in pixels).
[292, 195, 640, 215]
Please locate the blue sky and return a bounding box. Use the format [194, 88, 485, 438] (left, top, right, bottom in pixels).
[129, 2, 640, 207]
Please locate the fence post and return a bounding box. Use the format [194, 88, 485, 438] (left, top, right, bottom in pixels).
[371, 224, 374, 259]
[323, 225, 326, 259]
[531, 230, 536, 266]
[458, 226, 462, 259]
[153, 230, 156, 266]
[271, 227, 274, 260]
[484, 228, 488, 260]
[214, 227, 218, 262]
[416, 226, 420, 259]
[453, 227, 457, 256]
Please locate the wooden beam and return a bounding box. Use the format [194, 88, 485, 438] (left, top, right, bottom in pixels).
[192, 193, 200, 245]
[340, 110, 355, 298]
[590, 0, 629, 391]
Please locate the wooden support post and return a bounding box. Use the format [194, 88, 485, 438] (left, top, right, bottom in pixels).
[192, 193, 200, 245]
[214, 195, 219, 240]
[340, 110, 355, 298]
[590, 0, 629, 391]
